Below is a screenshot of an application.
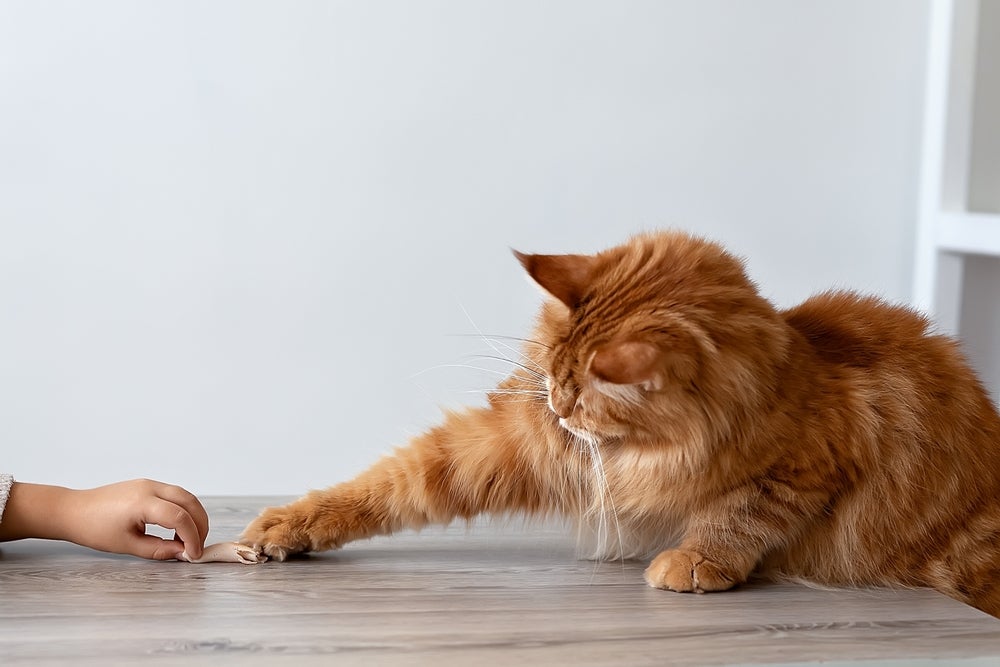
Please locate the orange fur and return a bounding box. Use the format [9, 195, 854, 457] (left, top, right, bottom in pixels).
[242, 231, 1000, 616]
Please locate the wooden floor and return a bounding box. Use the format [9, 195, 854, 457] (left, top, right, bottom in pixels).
[3, 497, 1000, 666]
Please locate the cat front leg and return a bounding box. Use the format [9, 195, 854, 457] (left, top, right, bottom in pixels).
[239, 486, 377, 561]
[241, 405, 554, 560]
[644, 479, 824, 594]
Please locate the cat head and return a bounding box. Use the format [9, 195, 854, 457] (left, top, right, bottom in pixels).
[515, 231, 788, 451]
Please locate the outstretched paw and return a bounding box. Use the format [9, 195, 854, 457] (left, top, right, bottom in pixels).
[644, 548, 738, 594]
[240, 504, 321, 562]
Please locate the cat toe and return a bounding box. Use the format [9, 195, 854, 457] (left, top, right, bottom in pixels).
[260, 543, 293, 562]
[645, 548, 737, 593]
[240, 505, 312, 561]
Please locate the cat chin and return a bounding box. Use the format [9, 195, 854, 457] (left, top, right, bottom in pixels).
[556, 420, 630, 448]
[558, 419, 601, 446]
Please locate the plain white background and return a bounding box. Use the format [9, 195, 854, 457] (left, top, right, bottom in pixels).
[0, 1, 938, 494]
[964, 0, 1000, 409]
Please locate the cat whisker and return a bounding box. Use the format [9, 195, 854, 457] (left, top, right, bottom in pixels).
[463, 339, 548, 378]
[473, 389, 548, 396]
[461, 390, 549, 404]
[408, 363, 521, 381]
[470, 334, 548, 367]
[447, 333, 553, 351]
[462, 354, 547, 382]
[457, 304, 543, 373]
[452, 304, 550, 377]
[484, 396, 549, 403]
[561, 423, 626, 568]
[589, 441, 627, 570]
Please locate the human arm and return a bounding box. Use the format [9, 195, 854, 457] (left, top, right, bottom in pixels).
[0, 478, 209, 561]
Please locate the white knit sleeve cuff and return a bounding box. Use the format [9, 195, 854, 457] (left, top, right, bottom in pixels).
[0, 473, 14, 525]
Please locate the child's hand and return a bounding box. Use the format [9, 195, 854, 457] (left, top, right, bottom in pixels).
[0, 479, 209, 560]
[66, 479, 210, 560]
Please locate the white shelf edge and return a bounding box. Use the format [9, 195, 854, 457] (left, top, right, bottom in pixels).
[936, 211, 1000, 256]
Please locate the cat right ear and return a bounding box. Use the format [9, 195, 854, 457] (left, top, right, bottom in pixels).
[513, 250, 596, 309]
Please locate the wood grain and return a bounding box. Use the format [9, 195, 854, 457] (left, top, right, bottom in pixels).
[2, 497, 999, 666]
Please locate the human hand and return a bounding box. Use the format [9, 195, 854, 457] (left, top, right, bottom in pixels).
[0, 478, 209, 560]
[63, 479, 210, 560]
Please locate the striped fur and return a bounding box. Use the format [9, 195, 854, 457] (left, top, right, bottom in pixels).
[242, 231, 1000, 615]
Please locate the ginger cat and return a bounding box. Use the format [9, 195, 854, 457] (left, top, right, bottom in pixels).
[242, 231, 1000, 616]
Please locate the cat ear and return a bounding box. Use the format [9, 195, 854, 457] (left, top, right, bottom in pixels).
[590, 338, 699, 390]
[513, 250, 597, 309]
[589, 340, 664, 390]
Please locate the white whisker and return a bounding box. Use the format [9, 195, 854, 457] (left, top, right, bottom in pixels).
[451, 305, 549, 375]
[558, 421, 626, 568]
[457, 303, 526, 370]
[448, 332, 551, 349]
[589, 440, 626, 570]
[484, 339, 548, 375]
[464, 354, 547, 382]
[409, 363, 519, 381]
[464, 392, 549, 404]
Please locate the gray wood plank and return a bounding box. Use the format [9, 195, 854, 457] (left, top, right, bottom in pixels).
[1, 497, 999, 666]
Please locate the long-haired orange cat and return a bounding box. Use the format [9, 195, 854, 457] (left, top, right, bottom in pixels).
[242, 231, 1000, 615]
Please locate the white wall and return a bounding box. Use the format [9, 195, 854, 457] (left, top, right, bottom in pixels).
[0, 1, 930, 495]
[965, 0, 1000, 404]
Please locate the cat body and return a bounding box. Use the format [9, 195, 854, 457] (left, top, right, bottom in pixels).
[242, 232, 1000, 615]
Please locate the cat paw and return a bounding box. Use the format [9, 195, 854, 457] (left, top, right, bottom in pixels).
[644, 548, 738, 593]
[240, 504, 321, 562]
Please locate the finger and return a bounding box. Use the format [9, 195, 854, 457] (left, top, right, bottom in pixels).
[127, 533, 186, 561]
[143, 497, 205, 560]
[150, 483, 210, 544]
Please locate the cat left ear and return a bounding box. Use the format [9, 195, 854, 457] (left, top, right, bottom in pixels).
[589, 340, 664, 391]
[513, 250, 597, 309]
